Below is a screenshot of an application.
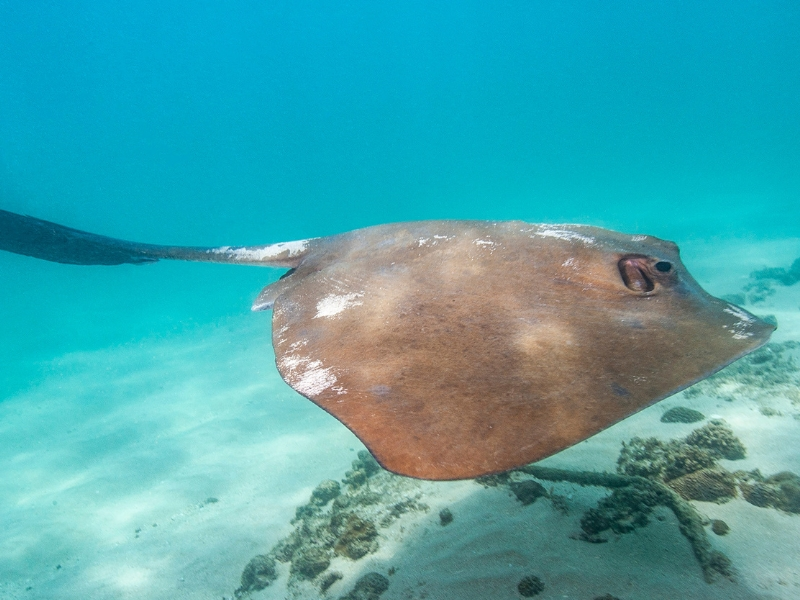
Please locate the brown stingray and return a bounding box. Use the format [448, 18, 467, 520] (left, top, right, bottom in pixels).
[0, 211, 774, 479]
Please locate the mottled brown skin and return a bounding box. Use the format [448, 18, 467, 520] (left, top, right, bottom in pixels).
[0, 211, 773, 481]
[269, 221, 773, 480]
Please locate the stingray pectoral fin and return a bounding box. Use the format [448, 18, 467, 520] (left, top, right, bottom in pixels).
[0, 209, 310, 267]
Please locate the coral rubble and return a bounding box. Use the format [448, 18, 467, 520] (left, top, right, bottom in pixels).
[235, 450, 426, 598]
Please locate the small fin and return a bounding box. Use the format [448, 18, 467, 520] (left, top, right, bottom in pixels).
[0, 209, 310, 268]
[252, 269, 299, 311]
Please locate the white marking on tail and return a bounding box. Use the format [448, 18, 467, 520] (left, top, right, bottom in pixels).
[210, 239, 309, 262]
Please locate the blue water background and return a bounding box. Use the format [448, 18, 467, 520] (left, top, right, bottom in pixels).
[1, 1, 798, 397]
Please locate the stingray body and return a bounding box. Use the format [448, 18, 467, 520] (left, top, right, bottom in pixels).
[0, 210, 773, 479]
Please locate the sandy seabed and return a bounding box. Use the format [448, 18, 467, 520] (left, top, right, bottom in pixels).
[1, 237, 799, 600]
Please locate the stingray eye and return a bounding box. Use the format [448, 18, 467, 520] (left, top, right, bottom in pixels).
[618, 256, 654, 293]
[655, 261, 672, 273]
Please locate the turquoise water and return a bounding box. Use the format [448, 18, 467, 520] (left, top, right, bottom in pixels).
[1, 2, 799, 599]
[2, 2, 798, 395]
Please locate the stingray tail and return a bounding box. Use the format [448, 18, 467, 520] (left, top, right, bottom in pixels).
[0, 209, 309, 268]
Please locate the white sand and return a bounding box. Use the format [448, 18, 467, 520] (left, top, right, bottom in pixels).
[1, 238, 799, 600]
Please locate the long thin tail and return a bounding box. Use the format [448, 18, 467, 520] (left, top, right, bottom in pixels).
[0, 209, 309, 268]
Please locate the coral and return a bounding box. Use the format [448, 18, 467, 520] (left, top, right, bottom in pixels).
[708, 551, 733, 579]
[767, 472, 800, 513]
[439, 508, 453, 526]
[517, 575, 545, 597]
[509, 479, 548, 505]
[663, 444, 719, 481]
[739, 255, 800, 303]
[617, 437, 719, 482]
[236, 555, 277, 595]
[661, 406, 705, 423]
[236, 448, 430, 597]
[739, 470, 800, 514]
[332, 514, 379, 559]
[749, 257, 800, 287]
[740, 480, 782, 508]
[387, 498, 424, 518]
[710, 520, 730, 536]
[683, 341, 800, 403]
[320, 571, 343, 592]
[311, 480, 341, 506]
[667, 469, 737, 503]
[338, 572, 389, 600]
[240, 420, 774, 597]
[291, 546, 331, 580]
[684, 421, 746, 460]
[516, 464, 733, 582]
[580, 485, 667, 535]
[617, 437, 672, 480]
[379, 497, 429, 527]
[743, 280, 776, 303]
[294, 480, 343, 521]
[344, 451, 382, 490]
[617, 421, 745, 485]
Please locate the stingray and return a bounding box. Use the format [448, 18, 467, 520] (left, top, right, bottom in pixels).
[0, 209, 773, 479]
